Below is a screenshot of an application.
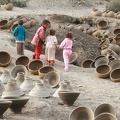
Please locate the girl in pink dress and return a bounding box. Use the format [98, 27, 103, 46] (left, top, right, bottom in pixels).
[59, 33, 73, 72]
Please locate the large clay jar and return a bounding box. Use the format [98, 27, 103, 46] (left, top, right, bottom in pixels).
[102, 12, 107, 17]
[95, 113, 117, 120]
[0, 20, 9, 29]
[29, 82, 50, 98]
[30, 19, 36, 27]
[5, 3, 13, 11]
[92, 9, 102, 16]
[69, 106, 94, 120]
[95, 65, 111, 78]
[39, 66, 55, 79]
[58, 91, 80, 106]
[81, 59, 93, 68]
[95, 57, 109, 68]
[11, 65, 27, 78]
[7, 18, 16, 28]
[77, 25, 84, 32]
[0, 70, 13, 84]
[108, 44, 120, 53]
[107, 11, 115, 18]
[0, 51, 11, 67]
[15, 72, 25, 86]
[109, 60, 120, 71]
[0, 100, 12, 118]
[2, 80, 24, 98]
[44, 71, 60, 88]
[28, 60, 44, 75]
[97, 20, 109, 30]
[3, 96, 29, 114]
[69, 52, 78, 65]
[10, 22, 18, 31]
[0, 81, 4, 95]
[53, 82, 70, 97]
[20, 77, 35, 92]
[110, 68, 120, 82]
[16, 56, 29, 68]
[23, 21, 30, 29]
[94, 103, 116, 117]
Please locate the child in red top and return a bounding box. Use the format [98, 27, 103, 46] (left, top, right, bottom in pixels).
[31, 19, 50, 59]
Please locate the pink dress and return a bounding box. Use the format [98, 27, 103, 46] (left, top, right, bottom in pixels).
[59, 38, 73, 71]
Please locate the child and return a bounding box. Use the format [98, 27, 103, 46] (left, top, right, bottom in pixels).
[59, 33, 73, 72]
[31, 19, 50, 59]
[13, 20, 26, 55]
[45, 29, 58, 66]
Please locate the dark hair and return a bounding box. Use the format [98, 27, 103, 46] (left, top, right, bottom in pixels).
[65, 33, 72, 39]
[42, 19, 50, 25]
[18, 20, 23, 25]
[50, 29, 55, 36]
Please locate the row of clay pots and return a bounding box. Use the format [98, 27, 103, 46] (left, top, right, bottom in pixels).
[1, 3, 13, 11]
[69, 103, 117, 120]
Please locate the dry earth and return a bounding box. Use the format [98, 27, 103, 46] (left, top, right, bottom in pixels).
[0, 0, 120, 120]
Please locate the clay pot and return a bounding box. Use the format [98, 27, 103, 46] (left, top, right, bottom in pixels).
[94, 103, 116, 117]
[81, 59, 93, 68]
[108, 44, 120, 53]
[101, 48, 109, 56]
[16, 56, 29, 68]
[0, 70, 13, 84]
[0, 81, 4, 95]
[69, 106, 94, 120]
[98, 39, 109, 49]
[97, 35, 104, 41]
[85, 28, 93, 35]
[44, 71, 60, 88]
[23, 21, 30, 29]
[3, 96, 29, 114]
[30, 19, 36, 27]
[53, 82, 70, 97]
[38, 66, 55, 79]
[109, 60, 120, 71]
[20, 77, 35, 92]
[102, 12, 107, 17]
[113, 28, 120, 36]
[2, 80, 24, 98]
[92, 30, 101, 37]
[0, 51, 11, 67]
[0, 20, 9, 29]
[95, 113, 117, 120]
[5, 3, 13, 11]
[7, 18, 16, 28]
[109, 38, 116, 44]
[95, 65, 111, 78]
[10, 22, 18, 31]
[15, 72, 25, 86]
[92, 10, 102, 16]
[110, 68, 120, 82]
[115, 33, 120, 38]
[28, 60, 44, 75]
[107, 11, 115, 18]
[114, 37, 120, 46]
[69, 52, 78, 64]
[58, 91, 80, 106]
[77, 26, 84, 32]
[95, 57, 109, 68]
[29, 82, 50, 98]
[90, 61, 95, 68]
[106, 50, 118, 60]
[94, 55, 105, 61]
[0, 100, 12, 118]
[11, 65, 27, 78]
[97, 20, 108, 30]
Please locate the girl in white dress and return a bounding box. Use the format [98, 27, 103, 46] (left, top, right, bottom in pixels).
[45, 29, 58, 66]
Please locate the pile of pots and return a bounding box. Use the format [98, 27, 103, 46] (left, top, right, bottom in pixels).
[69, 103, 118, 120]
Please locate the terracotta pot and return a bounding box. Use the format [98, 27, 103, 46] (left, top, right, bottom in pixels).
[0, 51, 11, 67]
[20, 77, 35, 92]
[109, 60, 120, 71]
[85, 28, 93, 35]
[28, 60, 44, 75]
[81, 59, 93, 68]
[69, 106, 94, 120]
[29, 82, 50, 98]
[0, 19, 9, 29]
[95, 113, 117, 120]
[30, 19, 36, 27]
[77, 26, 84, 32]
[92, 10, 102, 16]
[92, 30, 101, 37]
[3, 96, 29, 114]
[110, 68, 120, 82]
[95, 65, 111, 78]
[0, 100, 12, 118]
[108, 44, 120, 53]
[94, 55, 105, 61]
[97, 20, 108, 30]
[5, 3, 13, 11]
[15, 72, 25, 86]
[10, 22, 18, 31]
[107, 11, 115, 18]
[114, 37, 120, 46]
[106, 50, 118, 60]
[58, 91, 80, 106]
[102, 12, 107, 17]
[38, 66, 55, 79]
[53, 82, 70, 97]
[16, 56, 29, 68]
[23, 21, 30, 29]
[95, 57, 109, 68]
[0, 70, 13, 84]
[2, 80, 24, 98]
[98, 39, 109, 49]
[7, 18, 16, 28]
[11, 65, 27, 78]
[69, 52, 78, 64]
[44, 71, 60, 88]
[101, 48, 109, 56]
[113, 28, 120, 36]
[94, 103, 116, 117]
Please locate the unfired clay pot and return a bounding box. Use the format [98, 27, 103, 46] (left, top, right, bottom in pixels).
[97, 20, 108, 30]
[23, 21, 30, 29]
[0, 20, 8, 29]
[108, 44, 120, 53]
[81, 59, 93, 68]
[69, 106, 94, 120]
[109, 60, 120, 71]
[113, 28, 120, 36]
[5, 3, 13, 11]
[30, 19, 36, 27]
[69, 52, 78, 65]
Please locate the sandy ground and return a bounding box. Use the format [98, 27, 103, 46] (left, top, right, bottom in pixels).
[0, 0, 120, 120]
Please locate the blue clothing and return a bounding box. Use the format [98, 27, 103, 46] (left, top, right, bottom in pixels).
[13, 26, 26, 41]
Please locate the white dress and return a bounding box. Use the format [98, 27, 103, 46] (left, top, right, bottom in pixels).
[45, 35, 57, 63]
